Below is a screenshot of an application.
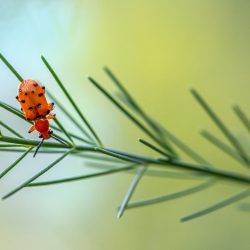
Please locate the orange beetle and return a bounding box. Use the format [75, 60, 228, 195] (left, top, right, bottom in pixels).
[16, 79, 55, 141]
[16, 79, 65, 157]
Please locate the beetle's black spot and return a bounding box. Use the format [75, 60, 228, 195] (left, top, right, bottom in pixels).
[28, 107, 33, 110]
[21, 100, 25, 103]
[25, 92, 28, 96]
[51, 102, 54, 106]
[31, 90, 35, 94]
[27, 118, 31, 121]
[46, 110, 50, 115]
[37, 103, 42, 108]
[48, 130, 53, 135]
[21, 108, 23, 111]
[42, 86, 45, 90]
[16, 96, 18, 100]
[33, 83, 38, 87]
[38, 93, 44, 97]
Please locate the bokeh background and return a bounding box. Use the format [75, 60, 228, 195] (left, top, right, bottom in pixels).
[1, 0, 250, 249]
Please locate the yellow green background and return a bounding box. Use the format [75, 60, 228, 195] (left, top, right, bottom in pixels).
[0, 1, 250, 249]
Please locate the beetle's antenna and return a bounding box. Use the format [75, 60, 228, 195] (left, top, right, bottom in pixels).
[33, 138, 44, 158]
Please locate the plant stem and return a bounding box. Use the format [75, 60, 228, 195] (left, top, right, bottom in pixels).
[46, 91, 95, 143]
[88, 77, 173, 155]
[1, 134, 250, 186]
[191, 89, 250, 165]
[139, 138, 171, 158]
[2, 149, 74, 199]
[0, 147, 34, 179]
[201, 130, 244, 164]
[167, 159, 250, 185]
[117, 165, 147, 218]
[0, 54, 23, 81]
[0, 120, 23, 138]
[124, 179, 215, 210]
[28, 163, 139, 186]
[233, 105, 250, 134]
[103, 66, 177, 156]
[181, 188, 250, 222]
[41, 56, 102, 146]
[53, 117, 74, 145]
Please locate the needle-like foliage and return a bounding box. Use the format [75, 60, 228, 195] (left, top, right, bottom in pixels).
[0, 53, 250, 222]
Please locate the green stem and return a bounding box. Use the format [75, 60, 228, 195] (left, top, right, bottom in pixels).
[53, 118, 74, 145]
[0, 135, 91, 151]
[233, 105, 250, 134]
[181, 188, 250, 222]
[167, 159, 250, 185]
[94, 147, 146, 163]
[41, 56, 102, 146]
[0, 144, 28, 148]
[117, 166, 147, 218]
[104, 66, 177, 156]
[106, 148, 159, 163]
[191, 89, 250, 165]
[1, 135, 250, 186]
[46, 91, 94, 143]
[139, 138, 171, 158]
[124, 179, 215, 210]
[0, 147, 34, 179]
[88, 77, 173, 155]
[157, 125, 210, 165]
[0, 54, 23, 81]
[201, 130, 244, 165]
[28, 163, 139, 186]
[0, 120, 23, 138]
[2, 149, 74, 199]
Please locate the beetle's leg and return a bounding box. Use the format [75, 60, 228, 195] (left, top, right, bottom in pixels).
[47, 113, 56, 120]
[48, 102, 55, 111]
[28, 125, 36, 133]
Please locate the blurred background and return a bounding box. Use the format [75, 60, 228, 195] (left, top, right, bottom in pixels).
[0, 0, 250, 249]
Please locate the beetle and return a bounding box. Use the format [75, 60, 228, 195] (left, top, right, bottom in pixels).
[16, 79, 55, 138]
[16, 79, 59, 157]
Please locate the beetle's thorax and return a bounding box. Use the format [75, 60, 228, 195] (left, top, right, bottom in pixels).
[34, 118, 51, 139]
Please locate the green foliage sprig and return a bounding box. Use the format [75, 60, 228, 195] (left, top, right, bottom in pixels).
[0, 53, 250, 222]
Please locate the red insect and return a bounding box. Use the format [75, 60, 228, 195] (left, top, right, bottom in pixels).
[16, 79, 55, 139]
[16, 79, 56, 156]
